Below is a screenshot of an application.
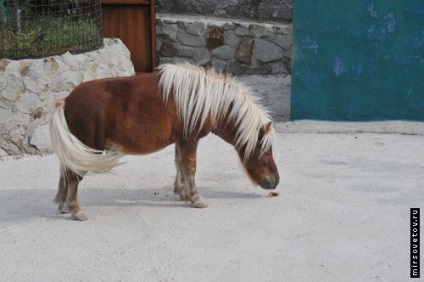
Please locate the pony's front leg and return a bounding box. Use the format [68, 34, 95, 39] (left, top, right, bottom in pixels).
[176, 140, 208, 208]
[174, 144, 189, 201]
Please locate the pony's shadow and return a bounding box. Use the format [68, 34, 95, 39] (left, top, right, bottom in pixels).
[0, 185, 261, 223]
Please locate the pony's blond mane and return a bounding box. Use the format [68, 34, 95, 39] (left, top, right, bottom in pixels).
[157, 63, 275, 162]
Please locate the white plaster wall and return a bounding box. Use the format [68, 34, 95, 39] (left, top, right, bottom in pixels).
[0, 38, 135, 157]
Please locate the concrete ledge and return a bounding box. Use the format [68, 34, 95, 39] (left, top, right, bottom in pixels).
[276, 120, 424, 135]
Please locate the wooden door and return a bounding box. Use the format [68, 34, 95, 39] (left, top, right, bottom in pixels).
[101, 0, 156, 72]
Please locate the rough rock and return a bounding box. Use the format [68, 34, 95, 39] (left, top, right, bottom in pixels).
[157, 14, 292, 75]
[255, 39, 284, 63]
[0, 38, 135, 157]
[234, 38, 253, 64]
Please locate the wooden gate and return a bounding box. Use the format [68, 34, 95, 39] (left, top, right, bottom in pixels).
[101, 0, 156, 72]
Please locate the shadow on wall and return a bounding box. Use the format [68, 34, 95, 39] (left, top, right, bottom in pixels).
[156, 0, 293, 24]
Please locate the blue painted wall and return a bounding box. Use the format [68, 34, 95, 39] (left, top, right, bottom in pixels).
[291, 1, 424, 121]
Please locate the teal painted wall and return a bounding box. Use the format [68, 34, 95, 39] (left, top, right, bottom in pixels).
[291, 1, 424, 121]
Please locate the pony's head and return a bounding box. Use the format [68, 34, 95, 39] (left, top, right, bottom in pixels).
[240, 122, 279, 190]
[158, 63, 280, 189]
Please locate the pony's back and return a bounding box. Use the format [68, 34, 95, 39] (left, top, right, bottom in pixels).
[158, 63, 274, 161]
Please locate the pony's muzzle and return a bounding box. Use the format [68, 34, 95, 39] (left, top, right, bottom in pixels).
[260, 175, 280, 190]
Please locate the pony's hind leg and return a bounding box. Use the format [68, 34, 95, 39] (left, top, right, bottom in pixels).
[61, 168, 88, 221]
[54, 167, 68, 213]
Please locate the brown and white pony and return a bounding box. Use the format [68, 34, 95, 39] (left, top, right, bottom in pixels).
[50, 63, 279, 220]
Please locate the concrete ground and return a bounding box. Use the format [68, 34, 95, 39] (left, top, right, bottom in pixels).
[1, 75, 423, 281]
[0, 119, 423, 281]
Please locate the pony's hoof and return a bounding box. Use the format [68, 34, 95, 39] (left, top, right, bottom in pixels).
[191, 196, 209, 208]
[71, 211, 88, 221]
[58, 203, 71, 214]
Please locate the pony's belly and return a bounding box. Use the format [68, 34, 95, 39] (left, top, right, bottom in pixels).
[110, 132, 174, 155]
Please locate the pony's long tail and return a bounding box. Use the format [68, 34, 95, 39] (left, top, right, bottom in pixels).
[49, 99, 123, 177]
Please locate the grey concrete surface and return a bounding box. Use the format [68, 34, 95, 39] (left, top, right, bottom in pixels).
[0, 121, 423, 281]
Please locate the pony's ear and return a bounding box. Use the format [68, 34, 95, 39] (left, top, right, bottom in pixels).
[264, 121, 273, 135]
[259, 121, 273, 138]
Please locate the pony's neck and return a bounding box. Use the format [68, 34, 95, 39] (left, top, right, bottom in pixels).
[212, 116, 246, 160]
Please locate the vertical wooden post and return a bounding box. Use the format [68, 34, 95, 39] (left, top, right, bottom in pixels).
[101, 0, 156, 72]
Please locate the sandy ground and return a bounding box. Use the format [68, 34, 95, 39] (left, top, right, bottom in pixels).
[1, 74, 423, 281]
[1, 120, 423, 281]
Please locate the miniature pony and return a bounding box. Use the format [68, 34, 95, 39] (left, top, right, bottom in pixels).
[50, 63, 279, 220]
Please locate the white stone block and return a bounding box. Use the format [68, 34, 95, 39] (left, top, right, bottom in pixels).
[30, 124, 51, 150]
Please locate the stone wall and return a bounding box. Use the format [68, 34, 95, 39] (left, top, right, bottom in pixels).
[156, 0, 293, 24]
[0, 38, 135, 157]
[156, 14, 292, 75]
